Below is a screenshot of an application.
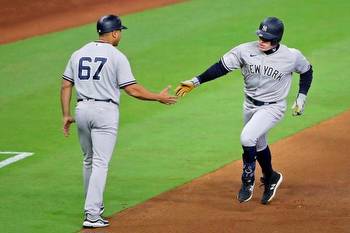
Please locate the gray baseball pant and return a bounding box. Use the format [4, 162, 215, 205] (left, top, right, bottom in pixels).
[75, 100, 119, 217]
[240, 99, 287, 151]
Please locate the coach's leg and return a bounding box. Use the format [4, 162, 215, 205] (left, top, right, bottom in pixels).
[84, 103, 119, 217]
[85, 128, 116, 216]
[80, 130, 93, 197]
[75, 104, 93, 197]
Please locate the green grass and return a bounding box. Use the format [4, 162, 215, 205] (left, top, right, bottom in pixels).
[0, 154, 14, 161]
[1, 0, 350, 232]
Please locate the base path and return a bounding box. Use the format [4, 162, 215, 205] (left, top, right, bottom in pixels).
[83, 110, 350, 233]
[0, 0, 185, 44]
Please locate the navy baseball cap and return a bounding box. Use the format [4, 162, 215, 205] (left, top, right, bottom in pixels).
[97, 15, 127, 34]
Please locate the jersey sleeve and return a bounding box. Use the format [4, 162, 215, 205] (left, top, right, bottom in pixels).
[117, 53, 137, 88]
[62, 56, 74, 83]
[220, 45, 243, 71]
[291, 48, 311, 74]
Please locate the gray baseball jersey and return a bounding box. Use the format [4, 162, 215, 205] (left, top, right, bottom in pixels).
[221, 41, 310, 103]
[62, 41, 136, 217]
[63, 41, 136, 104]
[219, 41, 310, 151]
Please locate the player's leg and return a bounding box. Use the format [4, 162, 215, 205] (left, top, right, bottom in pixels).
[237, 145, 257, 202]
[237, 106, 256, 202]
[256, 136, 273, 181]
[252, 105, 285, 204]
[84, 102, 119, 227]
[238, 104, 285, 202]
[257, 139, 283, 204]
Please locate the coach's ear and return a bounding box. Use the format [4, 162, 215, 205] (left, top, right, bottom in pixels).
[112, 30, 121, 38]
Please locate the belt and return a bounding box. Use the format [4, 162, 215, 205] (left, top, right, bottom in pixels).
[246, 95, 276, 106]
[77, 98, 119, 106]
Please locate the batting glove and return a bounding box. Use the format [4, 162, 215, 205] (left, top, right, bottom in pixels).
[292, 93, 307, 116]
[175, 77, 200, 97]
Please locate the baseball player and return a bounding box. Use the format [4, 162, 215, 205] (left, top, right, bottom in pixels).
[60, 15, 177, 228]
[175, 17, 313, 204]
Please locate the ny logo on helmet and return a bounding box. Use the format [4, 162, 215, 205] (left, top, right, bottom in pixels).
[262, 25, 268, 32]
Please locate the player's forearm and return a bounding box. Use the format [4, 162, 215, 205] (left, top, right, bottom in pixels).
[197, 60, 230, 84]
[60, 80, 73, 116]
[298, 65, 313, 95]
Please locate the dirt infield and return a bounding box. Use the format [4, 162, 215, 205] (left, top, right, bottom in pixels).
[81, 110, 350, 233]
[0, 0, 185, 44]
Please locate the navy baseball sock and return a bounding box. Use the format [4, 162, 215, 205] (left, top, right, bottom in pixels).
[257, 146, 273, 179]
[241, 146, 257, 184]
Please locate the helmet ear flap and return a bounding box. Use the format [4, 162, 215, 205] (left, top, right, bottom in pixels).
[271, 39, 279, 45]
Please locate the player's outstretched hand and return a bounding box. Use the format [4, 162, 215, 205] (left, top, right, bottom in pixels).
[63, 116, 75, 137]
[292, 93, 307, 116]
[175, 80, 196, 97]
[158, 86, 178, 105]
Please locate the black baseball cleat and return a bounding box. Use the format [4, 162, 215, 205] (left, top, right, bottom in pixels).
[261, 171, 283, 205]
[260, 176, 266, 185]
[83, 214, 109, 228]
[237, 180, 255, 203]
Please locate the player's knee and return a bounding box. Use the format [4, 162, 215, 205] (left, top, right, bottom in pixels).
[256, 141, 267, 152]
[240, 133, 257, 147]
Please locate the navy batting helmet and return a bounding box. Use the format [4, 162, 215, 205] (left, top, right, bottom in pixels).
[97, 15, 127, 34]
[256, 17, 284, 43]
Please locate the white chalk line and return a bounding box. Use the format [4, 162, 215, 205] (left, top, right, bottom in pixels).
[0, 151, 34, 169]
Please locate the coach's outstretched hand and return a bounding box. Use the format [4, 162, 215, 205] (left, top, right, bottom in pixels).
[292, 93, 307, 116]
[158, 86, 178, 105]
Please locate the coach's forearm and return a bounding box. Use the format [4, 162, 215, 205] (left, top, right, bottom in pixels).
[60, 80, 73, 116]
[123, 84, 161, 101]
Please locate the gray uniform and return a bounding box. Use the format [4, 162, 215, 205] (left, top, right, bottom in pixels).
[63, 41, 136, 216]
[221, 41, 310, 151]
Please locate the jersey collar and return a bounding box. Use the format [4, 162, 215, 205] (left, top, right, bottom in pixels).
[94, 40, 110, 44]
[264, 44, 280, 55]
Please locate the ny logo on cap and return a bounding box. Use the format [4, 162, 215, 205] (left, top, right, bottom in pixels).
[262, 25, 268, 32]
